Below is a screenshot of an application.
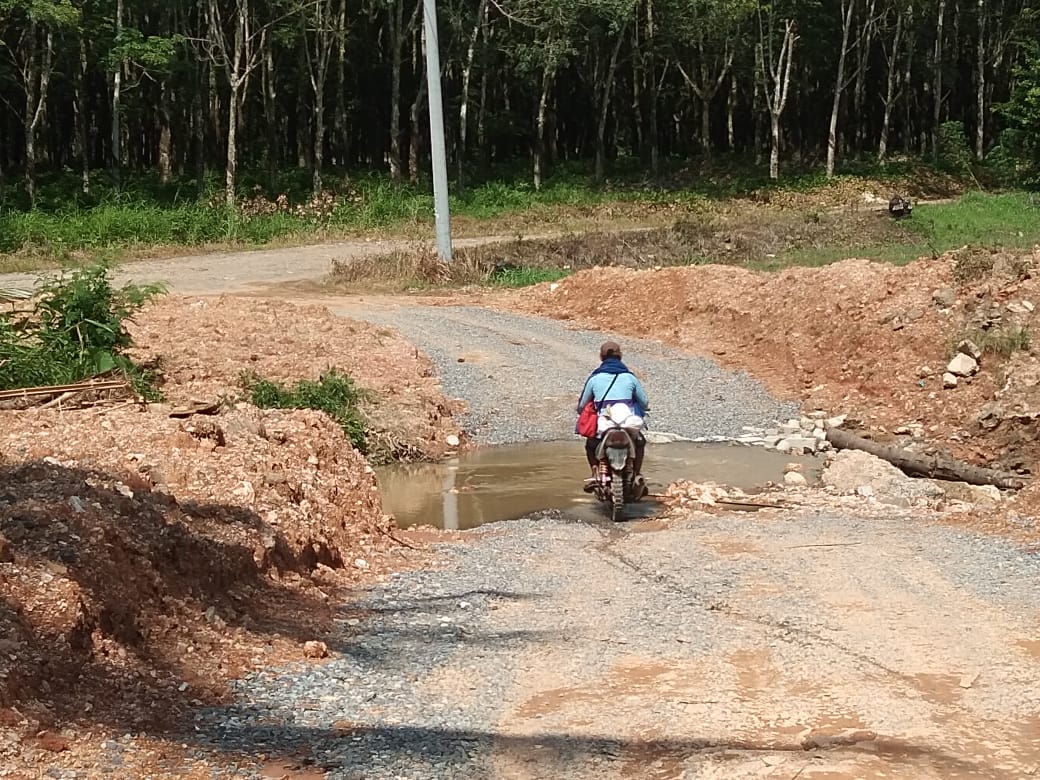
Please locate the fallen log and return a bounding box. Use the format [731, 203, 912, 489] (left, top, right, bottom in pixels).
[825, 428, 1026, 490]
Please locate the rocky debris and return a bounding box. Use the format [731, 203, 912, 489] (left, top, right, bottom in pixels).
[821, 450, 945, 506]
[736, 413, 843, 454]
[783, 471, 808, 487]
[664, 481, 750, 509]
[942, 481, 1003, 508]
[303, 641, 330, 659]
[946, 352, 979, 378]
[957, 339, 983, 361]
[932, 287, 957, 308]
[943, 372, 959, 389]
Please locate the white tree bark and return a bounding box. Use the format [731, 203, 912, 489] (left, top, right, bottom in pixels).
[826, 0, 856, 178]
[975, 0, 987, 159]
[758, 17, 797, 180]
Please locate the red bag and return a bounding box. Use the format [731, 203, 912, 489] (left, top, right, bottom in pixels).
[576, 400, 598, 437]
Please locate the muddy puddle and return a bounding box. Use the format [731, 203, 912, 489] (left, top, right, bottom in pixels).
[378, 441, 820, 530]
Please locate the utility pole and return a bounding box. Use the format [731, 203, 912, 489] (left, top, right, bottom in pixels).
[423, 0, 453, 261]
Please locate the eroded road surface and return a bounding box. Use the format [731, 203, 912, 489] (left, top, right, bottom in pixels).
[201, 509, 1040, 779]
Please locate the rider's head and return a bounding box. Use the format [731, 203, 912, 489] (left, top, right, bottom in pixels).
[600, 341, 622, 361]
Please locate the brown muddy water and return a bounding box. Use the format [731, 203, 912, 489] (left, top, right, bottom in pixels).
[377, 441, 821, 530]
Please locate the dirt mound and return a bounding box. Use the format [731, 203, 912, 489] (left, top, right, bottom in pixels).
[0, 295, 456, 770]
[130, 296, 462, 463]
[513, 248, 1040, 473]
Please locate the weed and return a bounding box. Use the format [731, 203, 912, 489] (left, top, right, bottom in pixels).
[488, 266, 570, 287]
[0, 263, 165, 393]
[241, 369, 368, 451]
[953, 327, 1032, 359]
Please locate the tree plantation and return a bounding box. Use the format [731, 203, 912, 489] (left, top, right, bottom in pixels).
[2, 0, 1040, 210]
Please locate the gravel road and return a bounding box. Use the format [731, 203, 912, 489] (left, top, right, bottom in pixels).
[195, 508, 1040, 779]
[321, 300, 796, 444]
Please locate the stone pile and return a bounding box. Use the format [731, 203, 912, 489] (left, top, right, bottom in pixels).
[735, 412, 847, 455]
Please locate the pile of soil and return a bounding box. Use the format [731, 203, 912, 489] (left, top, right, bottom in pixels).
[0, 296, 458, 773]
[510, 246, 1040, 522]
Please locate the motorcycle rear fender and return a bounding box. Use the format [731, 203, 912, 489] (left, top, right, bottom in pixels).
[606, 447, 629, 471]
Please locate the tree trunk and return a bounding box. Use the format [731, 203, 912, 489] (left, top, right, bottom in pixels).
[594, 25, 627, 183]
[158, 85, 173, 184]
[457, 0, 488, 188]
[389, 0, 405, 180]
[226, 81, 240, 207]
[313, 84, 325, 194]
[853, 0, 878, 152]
[76, 37, 91, 194]
[23, 24, 53, 207]
[826, 0, 855, 178]
[646, 0, 659, 176]
[759, 18, 797, 180]
[533, 63, 554, 191]
[878, 4, 905, 164]
[932, 0, 946, 162]
[263, 45, 277, 189]
[826, 428, 1025, 489]
[408, 69, 427, 184]
[726, 73, 736, 151]
[111, 0, 124, 189]
[975, 0, 987, 159]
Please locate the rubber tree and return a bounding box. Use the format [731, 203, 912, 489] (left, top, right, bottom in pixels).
[0, 0, 79, 204]
[757, 7, 798, 180]
[670, 0, 754, 162]
[300, 0, 343, 194]
[202, 0, 269, 206]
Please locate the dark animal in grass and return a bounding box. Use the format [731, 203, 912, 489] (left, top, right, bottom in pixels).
[888, 194, 913, 219]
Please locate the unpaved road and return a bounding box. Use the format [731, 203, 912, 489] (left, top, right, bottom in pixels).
[202, 510, 1040, 779]
[4, 245, 1040, 778]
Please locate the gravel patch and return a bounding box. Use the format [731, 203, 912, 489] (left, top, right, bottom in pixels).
[327, 304, 797, 444]
[190, 510, 1040, 779]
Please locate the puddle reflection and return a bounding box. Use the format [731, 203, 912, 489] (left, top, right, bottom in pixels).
[377, 441, 820, 530]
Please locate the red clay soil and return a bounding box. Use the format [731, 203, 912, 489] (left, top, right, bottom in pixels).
[0, 296, 457, 777]
[508, 247, 1040, 520]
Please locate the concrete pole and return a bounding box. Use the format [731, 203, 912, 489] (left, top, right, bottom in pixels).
[423, 0, 453, 262]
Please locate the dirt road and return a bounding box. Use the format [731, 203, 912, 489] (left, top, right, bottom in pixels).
[201, 509, 1040, 779]
[3, 245, 1039, 779]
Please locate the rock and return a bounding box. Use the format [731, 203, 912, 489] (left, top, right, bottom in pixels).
[905, 308, 925, 322]
[777, 436, 818, 454]
[957, 339, 983, 361]
[445, 434, 461, 447]
[353, 558, 369, 570]
[822, 450, 945, 506]
[947, 353, 979, 377]
[943, 372, 959, 389]
[932, 288, 957, 308]
[824, 415, 847, 429]
[0, 533, 12, 563]
[784, 463, 804, 473]
[784, 472, 808, 487]
[941, 481, 1002, 507]
[303, 640, 329, 659]
[33, 732, 70, 753]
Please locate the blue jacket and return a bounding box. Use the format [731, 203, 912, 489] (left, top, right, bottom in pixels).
[577, 359, 649, 416]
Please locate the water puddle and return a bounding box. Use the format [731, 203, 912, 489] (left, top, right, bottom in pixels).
[377, 441, 820, 530]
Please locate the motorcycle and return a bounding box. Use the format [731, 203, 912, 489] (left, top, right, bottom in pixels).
[590, 403, 648, 521]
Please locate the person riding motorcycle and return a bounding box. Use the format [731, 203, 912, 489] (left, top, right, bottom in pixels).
[576, 341, 649, 492]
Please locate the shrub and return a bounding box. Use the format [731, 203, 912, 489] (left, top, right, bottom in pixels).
[0, 263, 164, 392]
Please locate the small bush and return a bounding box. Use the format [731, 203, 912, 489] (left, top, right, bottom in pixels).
[242, 369, 368, 451]
[488, 266, 570, 287]
[955, 327, 1032, 358]
[0, 263, 164, 392]
[938, 122, 974, 174]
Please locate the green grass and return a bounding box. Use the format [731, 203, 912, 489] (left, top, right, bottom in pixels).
[241, 369, 368, 451]
[761, 191, 1040, 270]
[487, 266, 571, 287]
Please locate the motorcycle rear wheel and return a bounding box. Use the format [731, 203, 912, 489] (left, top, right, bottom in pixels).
[610, 477, 625, 522]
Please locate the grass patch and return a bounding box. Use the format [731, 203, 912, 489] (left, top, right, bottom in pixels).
[241, 369, 368, 451]
[953, 327, 1032, 359]
[488, 266, 570, 287]
[0, 263, 164, 394]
